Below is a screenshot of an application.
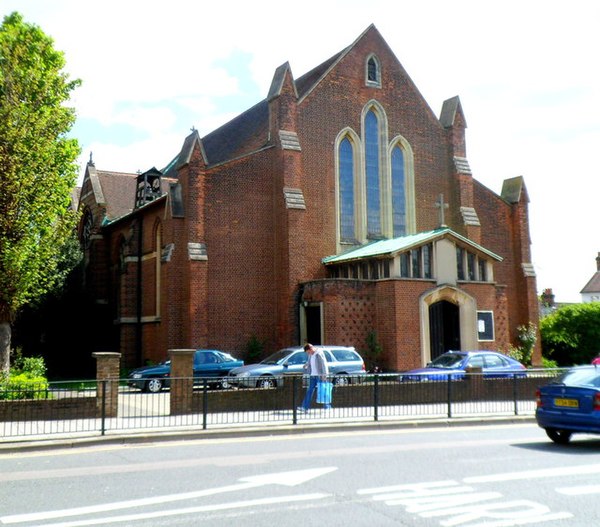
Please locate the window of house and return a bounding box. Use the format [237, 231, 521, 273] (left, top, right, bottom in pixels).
[391, 145, 406, 237]
[411, 249, 421, 277]
[467, 252, 476, 281]
[456, 247, 465, 280]
[382, 259, 390, 278]
[400, 253, 410, 277]
[335, 102, 414, 246]
[422, 244, 432, 278]
[366, 55, 381, 86]
[339, 137, 355, 243]
[365, 110, 382, 238]
[478, 258, 487, 281]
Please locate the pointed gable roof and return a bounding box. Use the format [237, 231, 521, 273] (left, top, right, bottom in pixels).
[501, 176, 529, 204]
[440, 96, 467, 128]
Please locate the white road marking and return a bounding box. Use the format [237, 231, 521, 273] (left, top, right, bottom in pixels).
[8, 493, 330, 527]
[358, 478, 573, 526]
[0, 467, 337, 525]
[464, 463, 600, 484]
[556, 484, 600, 495]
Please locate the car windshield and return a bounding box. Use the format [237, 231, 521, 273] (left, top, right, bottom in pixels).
[554, 368, 600, 388]
[429, 353, 465, 369]
[260, 349, 293, 365]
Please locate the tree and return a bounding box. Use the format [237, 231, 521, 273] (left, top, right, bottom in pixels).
[0, 12, 81, 373]
[540, 302, 600, 366]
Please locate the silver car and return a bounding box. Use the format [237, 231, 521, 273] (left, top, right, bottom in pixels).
[226, 345, 366, 389]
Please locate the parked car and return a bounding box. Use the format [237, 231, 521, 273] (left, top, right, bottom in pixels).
[127, 349, 244, 393]
[398, 350, 526, 382]
[536, 365, 600, 444]
[226, 345, 366, 389]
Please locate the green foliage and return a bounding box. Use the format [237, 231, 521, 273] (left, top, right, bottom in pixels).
[246, 334, 265, 363]
[540, 302, 600, 366]
[364, 331, 383, 372]
[0, 12, 81, 370]
[0, 350, 48, 399]
[12, 354, 46, 378]
[0, 372, 48, 400]
[518, 322, 536, 366]
[541, 356, 558, 369]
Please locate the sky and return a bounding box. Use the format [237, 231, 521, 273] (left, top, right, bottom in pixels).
[2, 0, 599, 303]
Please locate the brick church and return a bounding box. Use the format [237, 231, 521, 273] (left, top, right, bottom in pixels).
[77, 25, 541, 370]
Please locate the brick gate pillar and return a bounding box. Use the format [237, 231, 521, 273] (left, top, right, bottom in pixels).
[169, 349, 195, 415]
[93, 352, 121, 418]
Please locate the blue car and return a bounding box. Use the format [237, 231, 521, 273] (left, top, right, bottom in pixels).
[398, 350, 526, 382]
[536, 365, 600, 444]
[127, 349, 244, 392]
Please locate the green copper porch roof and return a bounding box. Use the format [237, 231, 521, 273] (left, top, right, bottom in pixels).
[322, 228, 502, 264]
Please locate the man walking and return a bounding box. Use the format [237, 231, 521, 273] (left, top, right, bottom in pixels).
[299, 343, 330, 411]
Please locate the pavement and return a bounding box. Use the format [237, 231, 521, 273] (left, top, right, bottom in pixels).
[0, 411, 537, 454]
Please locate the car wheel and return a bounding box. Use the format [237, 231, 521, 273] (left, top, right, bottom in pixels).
[546, 428, 572, 444]
[333, 374, 350, 386]
[257, 376, 276, 389]
[220, 379, 231, 389]
[145, 378, 163, 393]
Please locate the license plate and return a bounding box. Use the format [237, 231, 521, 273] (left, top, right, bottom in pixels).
[554, 398, 579, 408]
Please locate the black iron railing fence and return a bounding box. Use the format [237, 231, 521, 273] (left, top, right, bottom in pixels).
[0, 370, 563, 441]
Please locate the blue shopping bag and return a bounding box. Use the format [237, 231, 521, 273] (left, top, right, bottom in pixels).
[316, 380, 332, 405]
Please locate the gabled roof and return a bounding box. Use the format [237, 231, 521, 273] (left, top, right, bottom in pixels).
[322, 228, 503, 264]
[92, 170, 137, 220]
[581, 272, 600, 294]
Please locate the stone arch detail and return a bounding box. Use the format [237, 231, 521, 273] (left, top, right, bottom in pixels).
[419, 286, 478, 365]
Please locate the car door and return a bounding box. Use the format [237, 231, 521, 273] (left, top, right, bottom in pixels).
[482, 354, 511, 378]
[193, 351, 220, 379]
[282, 351, 308, 374]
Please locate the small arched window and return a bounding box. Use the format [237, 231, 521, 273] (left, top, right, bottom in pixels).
[366, 55, 381, 86]
[339, 137, 355, 242]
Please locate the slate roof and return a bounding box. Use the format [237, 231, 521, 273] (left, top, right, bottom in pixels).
[581, 272, 600, 294]
[322, 228, 502, 264]
[94, 170, 137, 220]
[166, 31, 362, 169]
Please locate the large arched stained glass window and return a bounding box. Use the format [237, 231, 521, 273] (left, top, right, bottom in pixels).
[391, 145, 406, 237]
[365, 110, 381, 237]
[339, 137, 355, 241]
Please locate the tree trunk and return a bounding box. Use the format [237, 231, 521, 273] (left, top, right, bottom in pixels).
[0, 320, 10, 374]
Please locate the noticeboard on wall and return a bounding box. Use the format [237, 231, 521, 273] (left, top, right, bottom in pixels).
[477, 311, 494, 342]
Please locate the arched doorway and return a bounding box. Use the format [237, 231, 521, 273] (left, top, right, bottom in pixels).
[420, 286, 477, 365]
[429, 300, 460, 360]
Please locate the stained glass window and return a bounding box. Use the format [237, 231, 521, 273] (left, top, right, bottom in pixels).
[339, 137, 355, 241]
[365, 111, 381, 237]
[391, 146, 406, 237]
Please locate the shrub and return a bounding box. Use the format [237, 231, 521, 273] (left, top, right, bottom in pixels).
[0, 350, 49, 400]
[246, 335, 265, 363]
[0, 373, 49, 400]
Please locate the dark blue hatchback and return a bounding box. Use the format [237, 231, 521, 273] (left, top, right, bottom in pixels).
[536, 366, 600, 444]
[127, 349, 244, 392]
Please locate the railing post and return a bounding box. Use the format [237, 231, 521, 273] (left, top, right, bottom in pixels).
[100, 380, 107, 435]
[447, 376, 452, 418]
[292, 376, 298, 425]
[202, 379, 208, 429]
[373, 374, 379, 421]
[513, 373, 519, 415]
